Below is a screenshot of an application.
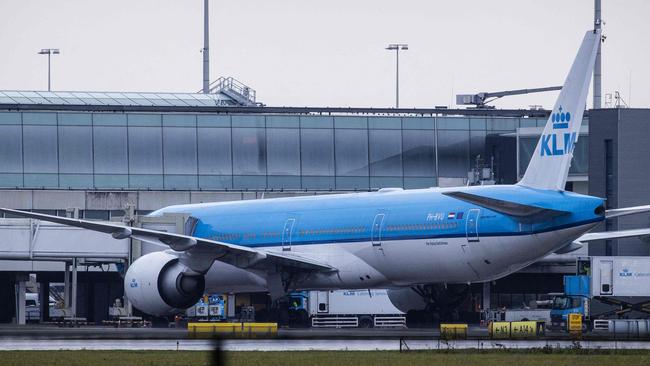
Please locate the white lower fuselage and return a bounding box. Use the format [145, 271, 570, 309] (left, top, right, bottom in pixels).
[204, 222, 596, 294]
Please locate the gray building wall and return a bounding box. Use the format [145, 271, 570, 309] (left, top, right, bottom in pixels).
[589, 108, 650, 256]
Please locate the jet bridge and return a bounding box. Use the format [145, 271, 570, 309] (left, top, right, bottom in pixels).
[0, 213, 187, 325]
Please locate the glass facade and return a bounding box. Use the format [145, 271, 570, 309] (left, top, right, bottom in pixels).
[0, 111, 572, 190]
[518, 132, 589, 178]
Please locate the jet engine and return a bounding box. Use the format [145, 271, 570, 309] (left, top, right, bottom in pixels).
[124, 251, 205, 316]
[388, 285, 471, 315]
[387, 288, 427, 313]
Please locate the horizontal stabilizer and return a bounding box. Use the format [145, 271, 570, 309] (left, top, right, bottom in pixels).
[577, 228, 650, 244]
[443, 191, 569, 221]
[606, 205, 650, 219]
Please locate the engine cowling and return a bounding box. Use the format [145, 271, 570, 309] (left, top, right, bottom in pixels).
[124, 251, 205, 316]
[386, 288, 427, 313]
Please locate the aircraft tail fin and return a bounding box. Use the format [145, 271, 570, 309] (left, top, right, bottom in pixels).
[518, 30, 601, 191]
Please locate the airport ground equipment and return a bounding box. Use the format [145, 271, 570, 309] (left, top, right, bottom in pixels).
[488, 308, 551, 324]
[288, 289, 406, 328]
[188, 322, 277, 338]
[550, 256, 650, 330]
[456, 86, 562, 108]
[105, 298, 147, 327]
[568, 313, 583, 336]
[440, 323, 468, 339]
[186, 294, 226, 322]
[607, 319, 650, 338]
[489, 321, 545, 339]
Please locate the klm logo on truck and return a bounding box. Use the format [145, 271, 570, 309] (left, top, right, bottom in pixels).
[619, 268, 633, 277]
[540, 106, 577, 156]
[619, 268, 650, 278]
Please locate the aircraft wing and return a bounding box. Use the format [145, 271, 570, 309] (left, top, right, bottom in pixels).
[0, 208, 334, 273]
[606, 205, 650, 219]
[576, 228, 650, 244]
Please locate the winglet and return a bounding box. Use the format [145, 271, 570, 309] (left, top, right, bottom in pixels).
[518, 30, 601, 191]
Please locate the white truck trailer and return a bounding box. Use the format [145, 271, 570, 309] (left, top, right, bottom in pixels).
[289, 289, 406, 328]
[550, 256, 650, 329]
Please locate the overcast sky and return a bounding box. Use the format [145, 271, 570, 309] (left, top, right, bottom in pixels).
[1, 0, 648, 109]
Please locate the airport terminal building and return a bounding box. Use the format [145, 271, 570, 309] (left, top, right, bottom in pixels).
[0, 89, 647, 323]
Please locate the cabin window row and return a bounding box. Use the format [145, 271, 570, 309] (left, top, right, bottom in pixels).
[385, 222, 459, 231]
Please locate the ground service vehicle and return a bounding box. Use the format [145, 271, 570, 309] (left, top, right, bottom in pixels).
[289, 290, 405, 328]
[550, 257, 650, 330]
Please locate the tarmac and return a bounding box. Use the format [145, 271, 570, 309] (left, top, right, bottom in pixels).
[2, 324, 650, 351]
[3, 338, 650, 351]
[0, 324, 449, 340]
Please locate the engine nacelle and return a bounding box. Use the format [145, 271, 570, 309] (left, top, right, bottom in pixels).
[387, 288, 427, 313]
[124, 251, 205, 316]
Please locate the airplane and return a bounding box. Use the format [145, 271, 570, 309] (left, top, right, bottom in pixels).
[3, 29, 650, 317]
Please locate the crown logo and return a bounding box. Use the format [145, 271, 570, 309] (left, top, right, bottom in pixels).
[551, 106, 570, 129]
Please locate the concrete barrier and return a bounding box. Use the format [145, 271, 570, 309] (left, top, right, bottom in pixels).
[440, 323, 468, 339]
[489, 321, 545, 339]
[188, 322, 278, 338]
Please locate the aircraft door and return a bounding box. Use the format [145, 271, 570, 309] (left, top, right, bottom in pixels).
[599, 259, 613, 295]
[371, 213, 385, 247]
[282, 218, 296, 251]
[316, 291, 329, 313]
[466, 209, 480, 242]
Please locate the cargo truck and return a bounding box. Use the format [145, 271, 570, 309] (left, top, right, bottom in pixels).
[288, 289, 406, 328]
[550, 257, 650, 330]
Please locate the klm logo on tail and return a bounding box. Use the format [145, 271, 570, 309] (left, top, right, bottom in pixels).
[552, 106, 571, 129]
[540, 105, 577, 157]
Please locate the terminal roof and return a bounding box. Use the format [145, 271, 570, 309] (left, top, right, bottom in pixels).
[0, 90, 232, 107]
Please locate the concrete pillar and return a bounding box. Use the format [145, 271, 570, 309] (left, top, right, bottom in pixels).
[63, 262, 70, 309]
[15, 275, 27, 325]
[71, 258, 78, 318]
[39, 280, 50, 322]
[482, 282, 491, 311]
[227, 294, 236, 318]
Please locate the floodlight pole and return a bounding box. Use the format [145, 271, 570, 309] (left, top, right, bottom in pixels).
[386, 44, 408, 108]
[202, 0, 210, 93]
[38, 49, 60, 92]
[593, 0, 602, 109]
[47, 52, 51, 91]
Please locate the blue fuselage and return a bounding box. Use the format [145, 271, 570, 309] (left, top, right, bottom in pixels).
[153, 185, 605, 250]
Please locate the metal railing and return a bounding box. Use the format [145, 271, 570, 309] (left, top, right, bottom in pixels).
[374, 315, 407, 328]
[311, 316, 359, 328]
[206, 77, 256, 106]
